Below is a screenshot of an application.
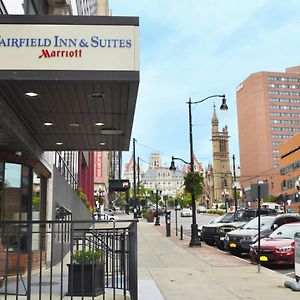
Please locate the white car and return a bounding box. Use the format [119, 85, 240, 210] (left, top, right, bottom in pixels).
[197, 206, 207, 213]
[93, 212, 118, 221]
[181, 208, 192, 217]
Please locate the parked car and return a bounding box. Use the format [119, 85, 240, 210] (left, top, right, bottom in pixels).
[197, 206, 207, 213]
[261, 202, 284, 214]
[201, 209, 246, 246]
[224, 214, 300, 256]
[93, 212, 118, 221]
[215, 208, 277, 250]
[198, 214, 224, 240]
[249, 222, 300, 266]
[181, 208, 192, 217]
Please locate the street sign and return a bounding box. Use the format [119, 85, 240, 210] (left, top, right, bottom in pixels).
[109, 180, 130, 192]
[250, 183, 269, 199]
[295, 232, 300, 282]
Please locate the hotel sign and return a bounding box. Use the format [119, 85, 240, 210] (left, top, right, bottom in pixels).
[0, 24, 139, 71]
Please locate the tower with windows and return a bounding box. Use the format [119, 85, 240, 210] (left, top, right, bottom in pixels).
[211, 106, 233, 202]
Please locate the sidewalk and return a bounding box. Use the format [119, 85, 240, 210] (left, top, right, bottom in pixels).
[137, 219, 299, 300]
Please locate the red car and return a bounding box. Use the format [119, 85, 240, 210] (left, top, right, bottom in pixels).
[250, 222, 300, 266]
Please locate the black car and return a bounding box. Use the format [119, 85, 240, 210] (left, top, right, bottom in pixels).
[198, 214, 225, 240]
[224, 214, 300, 256]
[201, 210, 246, 246]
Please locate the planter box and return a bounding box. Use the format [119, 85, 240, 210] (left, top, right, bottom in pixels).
[146, 216, 154, 222]
[67, 263, 104, 296]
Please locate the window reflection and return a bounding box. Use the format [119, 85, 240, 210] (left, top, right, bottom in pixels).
[0, 163, 45, 251]
[5, 163, 21, 188]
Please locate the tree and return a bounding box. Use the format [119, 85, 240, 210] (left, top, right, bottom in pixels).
[266, 195, 277, 202]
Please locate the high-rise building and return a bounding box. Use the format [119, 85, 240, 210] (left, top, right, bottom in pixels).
[237, 65, 300, 196]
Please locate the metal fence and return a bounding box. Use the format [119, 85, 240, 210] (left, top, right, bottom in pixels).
[0, 219, 138, 300]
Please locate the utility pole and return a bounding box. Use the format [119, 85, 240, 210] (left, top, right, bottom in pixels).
[133, 138, 137, 218]
[232, 155, 238, 211]
[137, 156, 140, 212]
[257, 181, 262, 273]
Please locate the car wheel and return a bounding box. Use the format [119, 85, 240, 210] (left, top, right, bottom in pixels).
[229, 250, 242, 256]
[216, 240, 225, 250]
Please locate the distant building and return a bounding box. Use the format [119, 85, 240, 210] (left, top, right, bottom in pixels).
[123, 154, 144, 187]
[203, 164, 214, 208]
[237, 66, 300, 196]
[123, 153, 203, 199]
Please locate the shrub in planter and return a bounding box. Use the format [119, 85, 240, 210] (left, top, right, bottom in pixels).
[67, 249, 104, 296]
[145, 208, 155, 222]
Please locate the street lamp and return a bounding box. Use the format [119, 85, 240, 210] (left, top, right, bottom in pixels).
[222, 188, 229, 211]
[294, 177, 300, 205]
[153, 189, 162, 226]
[232, 154, 238, 211]
[171, 94, 228, 247]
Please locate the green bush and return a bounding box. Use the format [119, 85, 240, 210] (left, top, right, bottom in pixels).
[207, 209, 226, 215]
[72, 249, 102, 265]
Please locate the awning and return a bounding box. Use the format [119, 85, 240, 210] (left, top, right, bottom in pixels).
[0, 15, 139, 155]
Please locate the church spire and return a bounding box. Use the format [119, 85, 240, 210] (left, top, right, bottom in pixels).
[212, 104, 219, 132]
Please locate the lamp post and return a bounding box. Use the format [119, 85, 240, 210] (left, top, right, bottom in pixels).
[171, 94, 228, 247]
[222, 189, 229, 212]
[155, 189, 161, 226]
[257, 180, 264, 273]
[137, 156, 140, 213]
[232, 154, 238, 211]
[295, 177, 300, 209]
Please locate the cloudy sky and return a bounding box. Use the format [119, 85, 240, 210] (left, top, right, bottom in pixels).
[109, 0, 300, 172]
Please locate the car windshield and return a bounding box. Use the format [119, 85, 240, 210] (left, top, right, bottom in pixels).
[218, 210, 246, 223]
[241, 210, 257, 220]
[219, 212, 235, 223]
[269, 224, 300, 239]
[235, 210, 247, 221]
[210, 215, 224, 224]
[242, 216, 274, 230]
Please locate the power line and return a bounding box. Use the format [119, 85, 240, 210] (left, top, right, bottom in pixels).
[135, 141, 172, 158]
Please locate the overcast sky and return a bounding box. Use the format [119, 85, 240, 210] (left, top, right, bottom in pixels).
[109, 0, 300, 172]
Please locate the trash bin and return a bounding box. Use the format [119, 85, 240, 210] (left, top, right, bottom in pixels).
[165, 211, 171, 237]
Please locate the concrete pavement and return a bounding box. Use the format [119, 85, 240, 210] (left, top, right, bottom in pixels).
[137, 218, 300, 300]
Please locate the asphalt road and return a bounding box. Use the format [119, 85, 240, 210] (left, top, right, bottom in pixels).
[168, 210, 295, 278]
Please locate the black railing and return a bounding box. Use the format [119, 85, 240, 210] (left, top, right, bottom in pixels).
[0, 219, 138, 300]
